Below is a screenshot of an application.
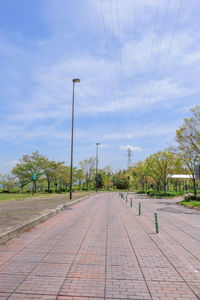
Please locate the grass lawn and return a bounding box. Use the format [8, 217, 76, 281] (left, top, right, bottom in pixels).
[179, 200, 200, 209]
[0, 191, 93, 202]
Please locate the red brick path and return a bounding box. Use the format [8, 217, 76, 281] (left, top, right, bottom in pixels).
[0, 193, 200, 299]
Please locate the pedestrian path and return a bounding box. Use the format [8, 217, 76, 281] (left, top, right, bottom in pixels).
[0, 192, 199, 299]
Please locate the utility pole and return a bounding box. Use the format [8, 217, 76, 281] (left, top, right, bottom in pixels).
[96, 143, 100, 192]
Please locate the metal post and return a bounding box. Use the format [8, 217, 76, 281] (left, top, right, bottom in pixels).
[130, 198, 132, 207]
[70, 79, 80, 200]
[139, 203, 141, 216]
[154, 213, 159, 233]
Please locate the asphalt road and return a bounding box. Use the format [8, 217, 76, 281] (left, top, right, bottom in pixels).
[0, 192, 200, 299]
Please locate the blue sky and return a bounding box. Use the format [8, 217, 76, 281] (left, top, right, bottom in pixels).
[0, 0, 200, 173]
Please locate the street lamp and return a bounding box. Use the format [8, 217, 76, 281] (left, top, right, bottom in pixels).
[96, 143, 100, 192]
[70, 78, 80, 200]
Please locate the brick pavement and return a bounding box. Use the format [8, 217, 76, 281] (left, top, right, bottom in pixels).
[0, 192, 200, 299]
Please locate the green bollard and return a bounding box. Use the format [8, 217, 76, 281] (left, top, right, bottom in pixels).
[130, 198, 132, 208]
[154, 213, 159, 233]
[126, 196, 128, 203]
[138, 203, 141, 216]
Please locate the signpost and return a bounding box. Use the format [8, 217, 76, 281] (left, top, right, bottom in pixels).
[32, 172, 37, 194]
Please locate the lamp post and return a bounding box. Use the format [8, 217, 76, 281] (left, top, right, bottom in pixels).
[70, 78, 80, 200]
[96, 143, 100, 192]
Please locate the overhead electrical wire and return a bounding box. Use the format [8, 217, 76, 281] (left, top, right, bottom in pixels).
[148, 0, 170, 105]
[140, 0, 161, 139]
[141, 0, 170, 138]
[99, 0, 123, 142]
[154, 0, 183, 105]
[109, 0, 122, 114]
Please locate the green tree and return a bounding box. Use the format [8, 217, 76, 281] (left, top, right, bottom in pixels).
[95, 173, 103, 189]
[75, 169, 84, 190]
[79, 157, 96, 190]
[12, 151, 44, 191]
[54, 165, 71, 191]
[0, 174, 16, 192]
[144, 150, 181, 194]
[101, 165, 113, 190]
[40, 157, 62, 192]
[176, 105, 200, 196]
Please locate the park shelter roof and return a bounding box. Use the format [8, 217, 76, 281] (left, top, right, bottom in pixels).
[167, 174, 193, 179]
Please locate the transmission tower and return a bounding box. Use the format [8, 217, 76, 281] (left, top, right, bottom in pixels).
[127, 148, 133, 169]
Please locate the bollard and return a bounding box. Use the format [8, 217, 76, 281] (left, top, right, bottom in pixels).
[130, 198, 132, 208]
[154, 213, 159, 233]
[126, 196, 128, 203]
[138, 203, 141, 216]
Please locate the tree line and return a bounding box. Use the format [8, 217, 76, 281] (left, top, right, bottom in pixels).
[0, 105, 199, 196]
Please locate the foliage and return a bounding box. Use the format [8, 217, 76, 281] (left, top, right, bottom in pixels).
[144, 150, 182, 194]
[180, 200, 200, 208]
[176, 105, 200, 196]
[147, 190, 184, 198]
[113, 176, 129, 190]
[0, 174, 16, 192]
[184, 195, 200, 201]
[79, 157, 96, 190]
[95, 173, 103, 189]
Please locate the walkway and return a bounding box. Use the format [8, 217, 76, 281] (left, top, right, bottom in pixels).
[0, 192, 200, 299]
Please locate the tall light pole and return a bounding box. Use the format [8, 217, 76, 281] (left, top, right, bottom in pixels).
[70, 78, 80, 200]
[96, 143, 100, 192]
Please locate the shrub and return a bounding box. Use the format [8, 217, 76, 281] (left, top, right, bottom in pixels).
[45, 189, 54, 193]
[136, 190, 146, 194]
[184, 195, 200, 201]
[147, 191, 183, 198]
[10, 189, 20, 193]
[115, 178, 129, 190]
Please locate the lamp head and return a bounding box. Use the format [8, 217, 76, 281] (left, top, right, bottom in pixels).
[72, 78, 80, 83]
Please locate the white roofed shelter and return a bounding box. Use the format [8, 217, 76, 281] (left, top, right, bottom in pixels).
[167, 174, 194, 179]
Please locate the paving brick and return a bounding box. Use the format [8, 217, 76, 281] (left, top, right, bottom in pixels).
[0, 261, 36, 275]
[31, 262, 71, 277]
[146, 281, 196, 299]
[0, 193, 199, 299]
[60, 278, 105, 298]
[9, 293, 56, 299]
[0, 274, 25, 293]
[15, 275, 65, 295]
[0, 292, 10, 300]
[106, 279, 151, 299]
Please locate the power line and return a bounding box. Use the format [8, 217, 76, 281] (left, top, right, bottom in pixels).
[154, 0, 183, 104]
[148, 0, 170, 103]
[99, 0, 121, 127]
[140, 0, 161, 139]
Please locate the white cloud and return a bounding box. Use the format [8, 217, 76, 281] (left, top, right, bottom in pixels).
[0, 160, 19, 173]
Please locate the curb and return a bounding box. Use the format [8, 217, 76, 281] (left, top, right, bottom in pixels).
[0, 192, 96, 245]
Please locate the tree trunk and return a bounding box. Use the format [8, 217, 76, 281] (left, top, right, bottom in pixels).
[164, 181, 167, 195]
[47, 178, 50, 193]
[192, 176, 197, 196]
